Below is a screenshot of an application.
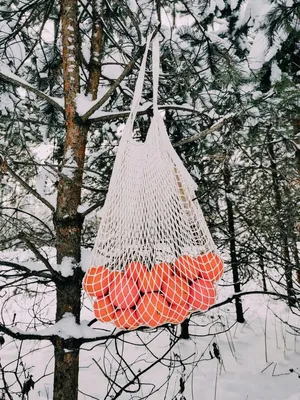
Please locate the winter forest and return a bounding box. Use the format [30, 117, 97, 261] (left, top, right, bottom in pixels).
[0, 0, 299, 399]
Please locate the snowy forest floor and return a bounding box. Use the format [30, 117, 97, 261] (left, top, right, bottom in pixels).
[1, 283, 300, 400]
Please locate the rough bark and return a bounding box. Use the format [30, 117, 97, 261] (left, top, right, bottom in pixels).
[53, 279, 82, 400]
[86, 0, 103, 99]
[53, 0, 83, 399]
[223, 159, 245, 323]
[52, 0, 104, 399]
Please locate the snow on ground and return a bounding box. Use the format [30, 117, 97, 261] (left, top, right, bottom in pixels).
[1, 280, 300, 399]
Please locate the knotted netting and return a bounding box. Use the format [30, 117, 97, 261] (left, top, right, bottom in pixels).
[83, 33, 224, 330]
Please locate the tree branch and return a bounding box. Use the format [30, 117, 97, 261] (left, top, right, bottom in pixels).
[0, 157, 56, 212]
[0, 64, 64, 112]
[88, 103, 209, 123]
[80, 201, 102, 217]
[0, 290, 292, 349]
[173, 113, 234, 148]
[0, 323, 53, 342]
[0, 260, 52, 279]
[82, 24, 161, 121]
[209, 290, 293, 311]
[18, 233, 64, 281]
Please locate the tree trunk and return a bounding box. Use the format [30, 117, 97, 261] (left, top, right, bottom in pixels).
[292, 236, 300, 285]
[53, 278, 82, 400]
[223, 159, 245, 323]
[267, 139, 296, 307]
[52, 0, 104, 398]
[53, 0, 85, 399]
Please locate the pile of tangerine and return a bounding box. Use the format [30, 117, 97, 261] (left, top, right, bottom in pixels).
[83, 252, 224, 330]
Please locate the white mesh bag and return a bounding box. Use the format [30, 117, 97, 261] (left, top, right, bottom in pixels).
[83, 33, 224, 330]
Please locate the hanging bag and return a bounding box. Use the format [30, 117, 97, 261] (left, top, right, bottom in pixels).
[83, 33, 224, 330]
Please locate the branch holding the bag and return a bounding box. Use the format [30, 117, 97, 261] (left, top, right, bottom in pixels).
[88, 103, 211, 123]
[82, 24, 161, 122]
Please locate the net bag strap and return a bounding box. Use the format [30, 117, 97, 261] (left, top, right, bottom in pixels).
[122, 31, 160, 141]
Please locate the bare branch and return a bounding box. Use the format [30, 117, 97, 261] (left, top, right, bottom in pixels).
[0, 64, 64, 112]
[80, 201, 102, 217]
[18, 233, 63, 281]
[209, 290, 293, 310]
[0, 260, 52, 279]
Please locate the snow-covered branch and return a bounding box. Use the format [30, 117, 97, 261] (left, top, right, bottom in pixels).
[0, 64, 64, 112]
[0, 291, 294, 346]
[1, 157, 55, 212]
[0, 260, 52, 280]
[173, 113, 235, 148]
[0, 314, 129, 344]
[81, 56, 143, 121]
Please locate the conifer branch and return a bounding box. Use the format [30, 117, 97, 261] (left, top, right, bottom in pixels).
[82, 24, 161, 121]
[0, 157, 56, 212]
[0, 65, 64, 112]
[173, 114, 234, 147]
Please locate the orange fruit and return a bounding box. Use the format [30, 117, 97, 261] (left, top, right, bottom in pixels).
[138, 263, 174, 293]
[161, 275, 190, 306]
[167, 302, 190, 324]
[174, 255, 201, 281]
[114, 308, 140, 330]
[110, 270, 125, 282]
[136, 293, 170, 327]
[138, 270, 160, 293]
[125, 262, 148, 282]
[109, 273, 140, 309]
[188, 278, 216, 311]
[83, 266, 111, 298]
[152, 262, 174, 280]
[196, 252, 224, 282]
[94, 296, 115, 322]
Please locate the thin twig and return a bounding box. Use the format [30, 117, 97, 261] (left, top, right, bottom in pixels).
[0, 260, 51, 279]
